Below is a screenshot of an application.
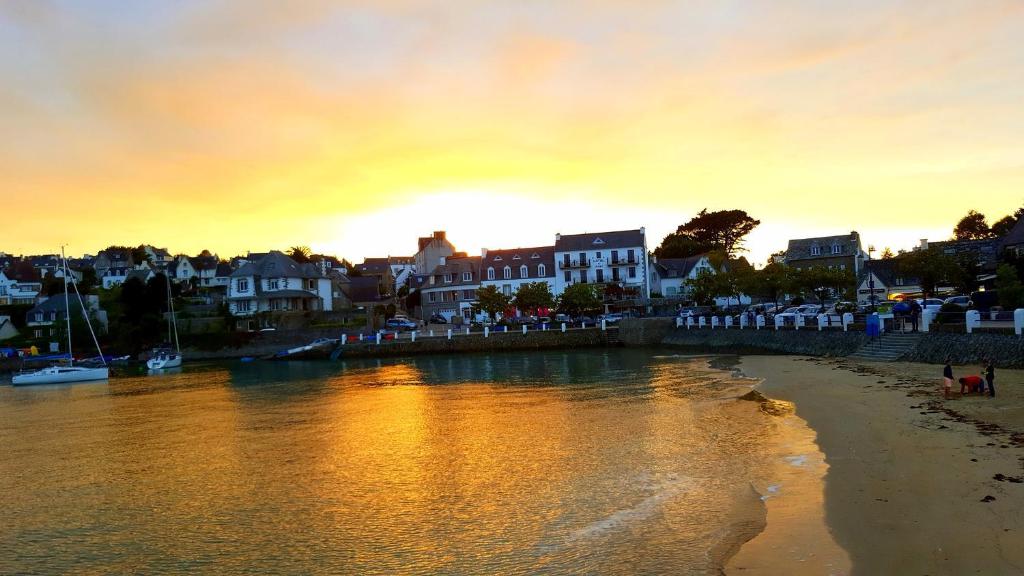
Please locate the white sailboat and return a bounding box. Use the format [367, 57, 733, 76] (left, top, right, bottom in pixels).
[12, 249, 109, 386]
[146, 272, 182, 370]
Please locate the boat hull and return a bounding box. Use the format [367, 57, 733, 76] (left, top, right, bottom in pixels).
[147, 355, 182, 370]
[11, 366, 109, 386]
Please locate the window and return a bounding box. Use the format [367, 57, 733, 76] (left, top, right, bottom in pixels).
[237, 300, 251, 312]
[307, 279, 316, 290]
[462, 272, 472, 282]
[564, 271, 572, 282]
[520, 265, 528, 278]
[487, 267, 495, 280]
[271, 299, 283, 311]
[628, 266, 636, 278]
[429, 275, 436, 285]
[512, 254, 521, 260]
[33, 329, 42, 338]
[596, 269, 604, 283]
[831, 244, 842, 255]
[611, 250, 619, 264]
[580, 271, 588, 283]
[444, 273, 453, 283]
[666, 286, 678, 295]
[503, 284, 512, 296]
[579, 252, 586, 265]
[269, 279, 279, 290]
[429, 292, 437, 303]
[840, 264, 847, 270]
[538, 264, 546, 276]
[593, 237, 605, 245]
[33, 312, 42, 322]
[810, 245, 821, 256]
[612, 268, 620, 281]
[563, 254, 570, 266]
[237, 279, 249, 292]
[493, 255, 503, 261]
[503, 266, 512, 280]
[627, 249, 635, 263]
[463, 289, 475, 300]
[595, 252, 602, 260]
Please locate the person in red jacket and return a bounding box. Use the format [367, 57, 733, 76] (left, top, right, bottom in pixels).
[959, 375, 984, 395]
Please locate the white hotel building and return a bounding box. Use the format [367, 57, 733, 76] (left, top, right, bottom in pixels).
[553, 229, 651, 299]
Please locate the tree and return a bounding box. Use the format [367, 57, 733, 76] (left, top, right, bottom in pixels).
[991, 214, 1018, 237]
[953, 210, 994, 240]
[767, 251, 786, 265]
[558, 283, 602, 317]
[512, 282, 555, 315]
[656, 209, 761, 258]
[686, 270, 719, 306]
[475, 285, 510, 321]
[880, 247, 895, 259]
[898, 248, 958, 299]
[793, 267, 856, 305]
[995, 264, 1024, 309]
[747, 262, 794, 311]
[288, 246, 312, 263]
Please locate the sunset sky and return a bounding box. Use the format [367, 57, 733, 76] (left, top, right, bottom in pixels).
[2, 1, 1022, 265]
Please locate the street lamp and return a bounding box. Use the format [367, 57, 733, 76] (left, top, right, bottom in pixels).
[867, 245, 877, 308]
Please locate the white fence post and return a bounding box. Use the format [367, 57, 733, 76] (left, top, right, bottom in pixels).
[484, 326, 489, 338]
[756, 315, 765, 330]
[341, 333, 347, 345]
[724, 315, 733, 329]
[739, 314, 748, 329]
[966, 310, 981, 334]
[411, 331, 416, 342]
[561, 322, 567, 333]
[794, 314, 804, 331]
[774, 315, 784, 331]
[711, 316, 719, 329]
[842, 312, 853, 332]
[447, 329, 453, 340]
[465, 327, 470, 336]
[522, 324, 528, 335]
[601, 319, 607, 331]
[921, 310, 934, 333]
[687, 316, 694, 329]
[817, 314, 826, 331]
[375, 333, 381, 345]
[1015, 309, 1024, 336]
[699, 316, 707, 329]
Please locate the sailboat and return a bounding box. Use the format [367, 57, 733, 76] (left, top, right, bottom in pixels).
[12, 249, 109, 386]
[146, 272, 182, 370]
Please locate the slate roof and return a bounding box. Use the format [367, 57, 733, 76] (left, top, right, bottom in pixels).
[481, 246, 555, 278]
[357, 258, 391, 275]
[388, 256, 414, 265]
[555, 229, 645, 252]
[654, 255, 708, 279]
[125, 269, 153, 284]
[189, 255, 219, 271]
[423, 256, 481, 289]
[230, 251, 323, 279]
[1000, 218, 1024, 249]
[346, 276, 387, 303]
[785, 232, 862, 263]
[215, 263, 233, 277]
[861, 258, 919, 287]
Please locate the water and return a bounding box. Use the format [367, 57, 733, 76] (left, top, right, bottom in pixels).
[0, 350, 786, 574]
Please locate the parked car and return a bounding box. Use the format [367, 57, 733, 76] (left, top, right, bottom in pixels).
[428, 314, 448, 324]
[385, 318, 418, 331]
[600, 313, 624, 324]
[943, 295, 971, 310]
[969, 290, 999, 312]
[917, 298, 944, 313]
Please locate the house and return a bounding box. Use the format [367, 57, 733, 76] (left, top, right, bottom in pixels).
[28, 254, 61, 278]
[214, 263, 233, 287]
[857, 258, 922, 304]
[0, 315, 18, 341]
[419, 255, 481, 322]
[553, 228, 651, 299]
[143, 245, 173, 270]
[0, 270, 42, 305]
[94, 248, 134, 279]
[327, 269, 354, 310]
[24, 294, 108, 339]
[190, 251, 220, 287]
[311, 254, 344, 276]
[168, 255, 197, 284]
[227, 251, 333, 317]
[650, 254, 716, 298]
[784, 232, 866, 275]
[921, 238, 1000, 276]
[414, 231, 455, 278]
[1000, 218, 1024, 258]
[388, 256, 416, 293]
[479, 246, 556, 303]
[356, 257, 395, 297]
[102, 261, 153, 290]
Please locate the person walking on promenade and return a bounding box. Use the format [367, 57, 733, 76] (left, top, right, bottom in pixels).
[910, 300, 922, 332]
[943, 358, 954, 400]
[985, 359, 995, 398]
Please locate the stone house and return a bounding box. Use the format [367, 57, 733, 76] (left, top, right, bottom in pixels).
[784, 232, 866, 274]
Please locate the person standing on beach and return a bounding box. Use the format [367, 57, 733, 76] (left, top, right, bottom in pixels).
[985, 360, 995, 398]
[943, 358, 954, 399]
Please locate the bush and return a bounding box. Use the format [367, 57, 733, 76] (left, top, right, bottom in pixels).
[934, 302, 965, 325]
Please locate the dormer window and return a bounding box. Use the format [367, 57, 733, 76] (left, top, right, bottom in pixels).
[512, 254, 521, 260]
[444, 273, 453, 283]
[593, 237, 605, 245]
[531, 253, 540, 259]
[503, 266, 512, 280]
[831, 244, 842, 255]
[487, 267, 495, 280]
[493, 256, 503, 261]
[520, 265, 528, 278]
[538, 264, 546, 276]
[462, 272, 472, 282]
[810, 245, 821, 256]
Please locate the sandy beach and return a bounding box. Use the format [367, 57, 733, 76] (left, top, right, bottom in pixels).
[727, 355, 1024, 575]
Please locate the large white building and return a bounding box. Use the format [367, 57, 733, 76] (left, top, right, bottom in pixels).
[227, 251, 333, 317]
[553, 229, 651, 299]
[479, 246, 556, 298]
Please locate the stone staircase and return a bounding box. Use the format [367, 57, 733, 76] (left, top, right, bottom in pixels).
[847, 332, 923, 362]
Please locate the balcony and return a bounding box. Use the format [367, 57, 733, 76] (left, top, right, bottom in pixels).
[558, 259, 590, 269]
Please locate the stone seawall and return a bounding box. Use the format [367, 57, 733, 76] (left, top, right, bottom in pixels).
[620, 318, 869, 357]
[902, 332, 1024, 368]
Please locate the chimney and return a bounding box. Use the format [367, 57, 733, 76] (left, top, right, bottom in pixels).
[919, 239, 929, 251]
[434, 231, 446, 241]
[555, 233, 561, 242]
[640, 227, 646, 235]
[481, 248, 488, 259]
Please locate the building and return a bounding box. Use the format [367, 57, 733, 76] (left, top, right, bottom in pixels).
[356, 258, 395, 298]
[168, 255, 197, 284]
[142, 245, 173, 270]
[784, 232, 866, 274]
[1000, 218, 1024, 258]
[856, 258, 921, 304]
[388, 256, 416, 293]
[414, 231, 455, 278]
[93, 248, 134, 279]
[0, 270, 42, 305]
[553, 228, 650, 299]
[0, 315, 18, 341]
[479, 246, 556, 303]
[650, 254, 716, 298]
[227, 251, 333, 317]
[419, 255, 481, 322]
[24, 294, 108, 339]
[190, 252, 220, 287]
[921, 238, 1000, 276]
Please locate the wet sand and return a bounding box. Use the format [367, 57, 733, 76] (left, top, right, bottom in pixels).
[727, 356, 1024, 575]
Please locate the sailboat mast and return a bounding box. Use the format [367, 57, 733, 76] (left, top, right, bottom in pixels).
[166, 272, 180, 353]
[62, 246, 73, 366]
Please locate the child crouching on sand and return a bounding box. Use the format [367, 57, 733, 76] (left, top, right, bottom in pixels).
[943, 358, 954, 400]
[959, 375, 984, 395]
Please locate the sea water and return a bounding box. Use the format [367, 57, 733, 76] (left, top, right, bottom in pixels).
[0, 350, 792, 574]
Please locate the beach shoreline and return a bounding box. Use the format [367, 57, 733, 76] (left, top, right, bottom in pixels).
[726, 355, 1024, 575]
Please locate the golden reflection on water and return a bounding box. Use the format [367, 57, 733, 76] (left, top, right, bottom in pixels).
[1, 351, 798, 575]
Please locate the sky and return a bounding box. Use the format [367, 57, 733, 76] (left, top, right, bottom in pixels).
[2, 0, 1023, 266]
